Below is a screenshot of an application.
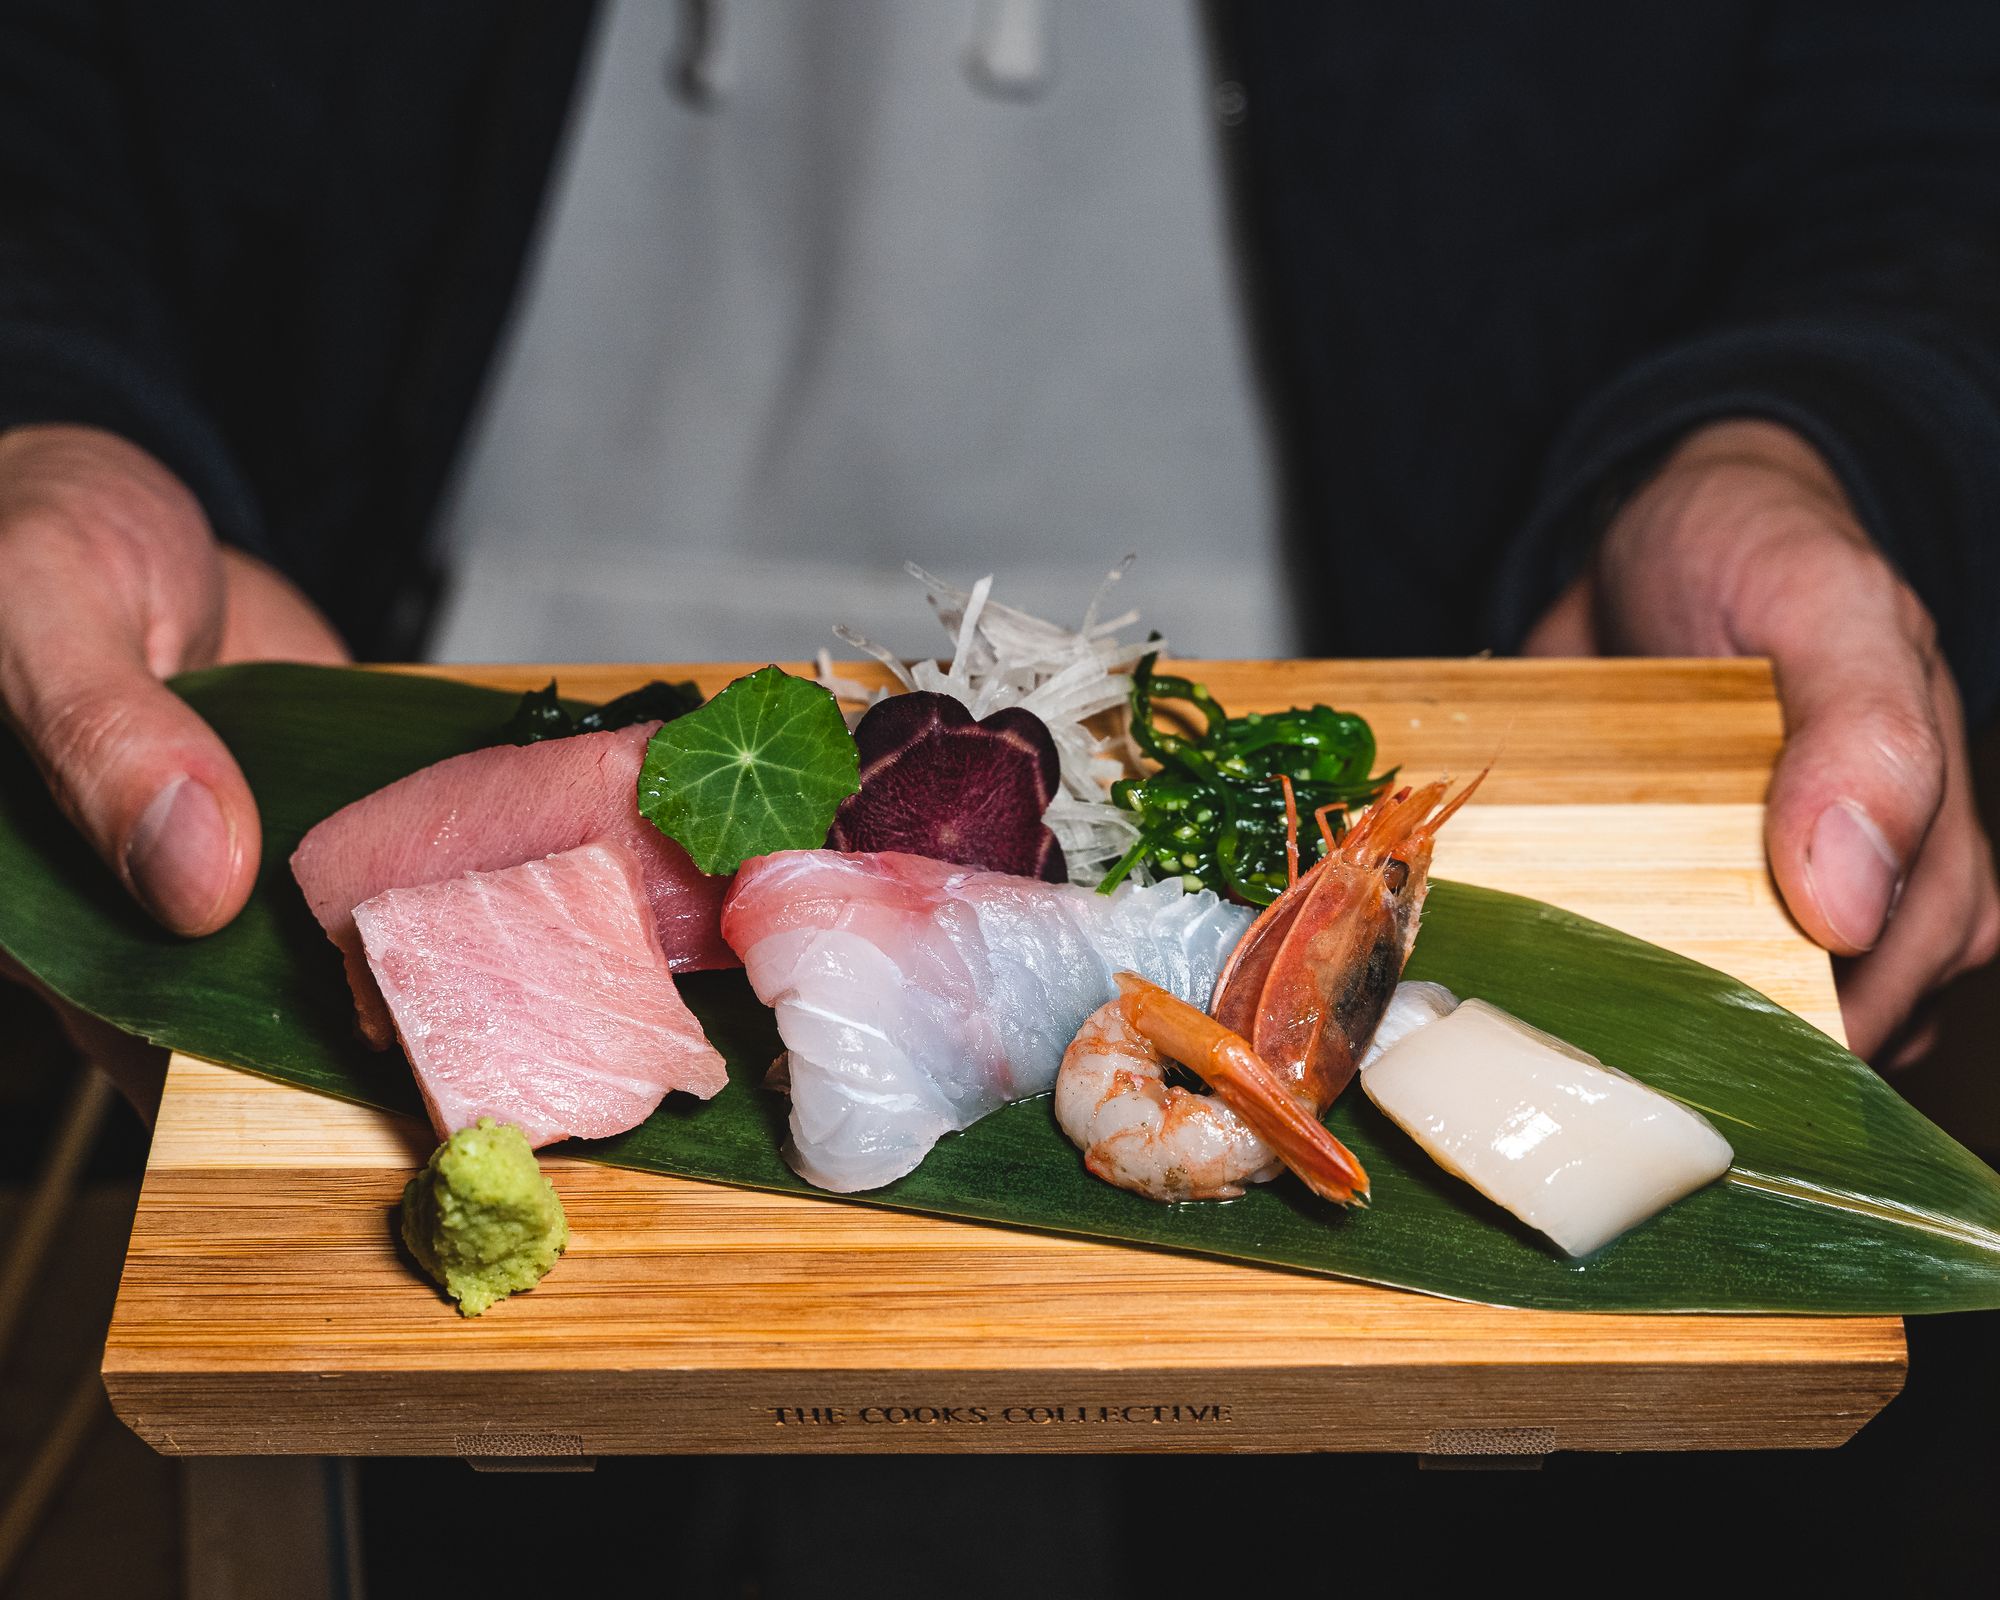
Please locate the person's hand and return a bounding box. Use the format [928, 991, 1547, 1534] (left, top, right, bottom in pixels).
[0, 424, 348, 932]
[0, 424, 348, 1113]
[1523, 418, 2000, 1064]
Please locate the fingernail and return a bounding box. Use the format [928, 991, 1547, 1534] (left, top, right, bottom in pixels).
[1806, 800, 1902, 951]
[126, 776, 233, 933]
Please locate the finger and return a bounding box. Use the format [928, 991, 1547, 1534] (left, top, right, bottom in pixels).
[1881, 1011, 1941, 1073]
[1521, 568, 1601, 656]
[0, 555, 259, 937]
[1833, 661, 2000, 1058]
[4, 649, 261, 936]
[1747, 536, 1949, 957]
[217, 547, 350, 665]
[1837, 823, 1972, 1057]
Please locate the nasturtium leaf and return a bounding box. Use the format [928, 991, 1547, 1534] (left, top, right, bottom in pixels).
[638, 666, 859, 875]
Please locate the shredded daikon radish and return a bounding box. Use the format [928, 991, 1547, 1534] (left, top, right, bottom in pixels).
[817, 560, 1154, 885]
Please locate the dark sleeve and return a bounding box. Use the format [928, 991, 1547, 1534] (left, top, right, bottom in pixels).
[0, 0, 264, 551]
[1489, 1, 2000, 725]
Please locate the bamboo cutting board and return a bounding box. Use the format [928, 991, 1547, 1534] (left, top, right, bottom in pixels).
[102, 660, 1906, 1458]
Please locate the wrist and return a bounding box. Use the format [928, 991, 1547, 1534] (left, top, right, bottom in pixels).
[1639, 419, 1862, 541]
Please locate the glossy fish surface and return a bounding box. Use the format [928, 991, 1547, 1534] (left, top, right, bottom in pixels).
[293, 722, 733, 1046]
[723, 850, 1253, 1192]
[357, 840, 727, 1146]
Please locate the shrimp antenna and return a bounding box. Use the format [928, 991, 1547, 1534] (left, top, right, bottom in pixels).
[1427, 765, 1489, 832]
[1425, 722, 1507, 828]
[1463, 718, 1514, 785]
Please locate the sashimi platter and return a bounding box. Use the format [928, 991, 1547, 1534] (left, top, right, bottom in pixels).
[6, 562, 2000, 1325]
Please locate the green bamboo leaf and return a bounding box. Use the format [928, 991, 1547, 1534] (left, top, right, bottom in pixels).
[2, 663, 1997, 1314]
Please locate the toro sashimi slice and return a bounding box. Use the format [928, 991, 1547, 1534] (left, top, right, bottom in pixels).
[355, 841, 728, 1147]
[293, 721, 733, 1047]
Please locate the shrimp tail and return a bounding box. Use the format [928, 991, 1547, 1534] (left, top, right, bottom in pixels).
[1114, 973, 1370, 1206]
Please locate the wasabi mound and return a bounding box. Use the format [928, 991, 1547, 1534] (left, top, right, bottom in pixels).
[401, 1119, 568, 1316]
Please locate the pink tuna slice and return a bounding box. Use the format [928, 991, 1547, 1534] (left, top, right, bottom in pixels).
[291, 722, 734, 1048]
[354, 840, 728, 1146]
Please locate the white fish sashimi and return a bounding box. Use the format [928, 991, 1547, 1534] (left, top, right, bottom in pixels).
[723, 850, 1255, 1192]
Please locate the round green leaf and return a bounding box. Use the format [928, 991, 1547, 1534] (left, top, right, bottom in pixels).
[637, 666, 859, 874]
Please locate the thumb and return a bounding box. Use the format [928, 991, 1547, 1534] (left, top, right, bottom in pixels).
[0, 436, 261, 935]
[1752, 543, 1945, 956]
[4, 637, 261, 936]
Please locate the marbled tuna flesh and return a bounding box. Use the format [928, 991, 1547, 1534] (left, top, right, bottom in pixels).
[292, 723, 733, 1047]
[355, 840, 727, 1147]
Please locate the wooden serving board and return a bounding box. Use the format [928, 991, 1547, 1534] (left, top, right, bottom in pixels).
[102, 660, 1906, 1458]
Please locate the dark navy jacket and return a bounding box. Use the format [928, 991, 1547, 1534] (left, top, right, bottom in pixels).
[3, 2, 1998, 716]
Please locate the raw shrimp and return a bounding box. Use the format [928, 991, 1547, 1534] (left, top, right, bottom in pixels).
[1054, 973, 1369, 1204]
[1056, 772, 1479, 1203]
[1211, 771, 1486, 1108]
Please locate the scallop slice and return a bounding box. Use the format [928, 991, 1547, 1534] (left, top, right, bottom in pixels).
[1359, 991, 1733, 1257]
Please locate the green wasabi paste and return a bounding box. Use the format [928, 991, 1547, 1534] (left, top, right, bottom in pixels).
[400, 1118, 568, 1316]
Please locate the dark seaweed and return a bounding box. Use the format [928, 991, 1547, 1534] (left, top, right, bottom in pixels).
[504, 679, 703, 745]
[1101, 653, 1393, 905]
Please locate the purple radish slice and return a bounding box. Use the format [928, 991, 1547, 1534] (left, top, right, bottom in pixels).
[828, 692, 1067, 882]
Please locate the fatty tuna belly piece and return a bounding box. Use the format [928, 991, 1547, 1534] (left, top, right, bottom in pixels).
[292, 722, 732, 1047]
[723, 850, 1253, 1192]
[354, 841, 728, 1147]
